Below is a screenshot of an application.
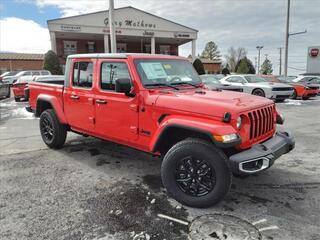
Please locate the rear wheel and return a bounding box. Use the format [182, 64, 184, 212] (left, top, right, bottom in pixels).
[252, 88, 265, 97]
[6, 88, 11, 98]
[39, 109, 67, 149]
[161, 138, 231, 208]
[302, 96, 310, 100]
[14, 97, 20, 102]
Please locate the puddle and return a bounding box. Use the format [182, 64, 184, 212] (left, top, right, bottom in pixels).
[66, 182, 188, 240]
[189, 214, 262, 240]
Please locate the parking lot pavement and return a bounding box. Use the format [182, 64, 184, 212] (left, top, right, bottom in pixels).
[0, 97, 320, 240]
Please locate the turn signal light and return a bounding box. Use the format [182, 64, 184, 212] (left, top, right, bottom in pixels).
[213, 134, 238, 143]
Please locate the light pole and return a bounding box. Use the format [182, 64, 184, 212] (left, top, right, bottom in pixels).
[256, 46, 264, 74]
[278, 47, 283, 75]
[284, 0, 307, 77]
[109, 0, 117, 53]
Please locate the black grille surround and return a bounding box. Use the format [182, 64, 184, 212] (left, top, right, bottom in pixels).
[272, 87, 294, 91]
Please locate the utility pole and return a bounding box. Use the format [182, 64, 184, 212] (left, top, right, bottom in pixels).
[109, 0, 117, 53]
[254, 57, 257, 71]
[284, 0, 290, 77]
[256, 46, 264, 74]
[278, 47, 283, 75]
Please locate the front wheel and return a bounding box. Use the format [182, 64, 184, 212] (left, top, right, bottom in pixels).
[39, 109, 67, 149]
[161, 138, 231, 208]
[252, 88, 265, 97]
[291, 89, 297, 99]
[14, 97, 20, 102]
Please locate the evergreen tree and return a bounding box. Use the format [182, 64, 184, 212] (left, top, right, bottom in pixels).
[193, 58, 206, 75]
[201, 41, 221, 61]
[235, 57, 256, 74]
[221, 67, 230, 75]
[43, 50, 63, 75]
[260, 58, 273, 75]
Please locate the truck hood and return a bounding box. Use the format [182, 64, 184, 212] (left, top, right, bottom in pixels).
[155, 89, 274, 118]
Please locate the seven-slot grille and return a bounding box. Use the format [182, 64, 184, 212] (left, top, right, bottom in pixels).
[248, 105, 275, 140]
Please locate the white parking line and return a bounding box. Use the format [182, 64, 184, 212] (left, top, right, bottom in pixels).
[157, 213, 189, 226]
[252, 219, 268, 225]
[259, 226, 279, 231]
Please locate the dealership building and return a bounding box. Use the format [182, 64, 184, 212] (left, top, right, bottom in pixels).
[48, 6, 198, 68]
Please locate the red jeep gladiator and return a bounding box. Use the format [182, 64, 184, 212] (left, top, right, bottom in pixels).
[27, 54, 295, 207]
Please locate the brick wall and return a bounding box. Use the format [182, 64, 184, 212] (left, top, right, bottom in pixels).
[203, 63, 222, 74]
[0, 60, 44, 73]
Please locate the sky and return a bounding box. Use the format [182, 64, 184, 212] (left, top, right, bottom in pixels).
[0, 0, 319, 75]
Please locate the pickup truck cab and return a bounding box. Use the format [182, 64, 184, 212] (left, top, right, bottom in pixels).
[27, 54, 295, 207]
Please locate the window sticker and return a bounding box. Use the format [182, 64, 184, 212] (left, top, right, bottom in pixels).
[140, 62, 167, 79]
[163, 64, 172, 69]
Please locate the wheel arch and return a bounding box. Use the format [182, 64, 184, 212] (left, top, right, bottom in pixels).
[36, 95, 67, 124]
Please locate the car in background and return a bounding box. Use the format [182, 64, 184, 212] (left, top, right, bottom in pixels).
[12, 76, 35, 102]
[292, 75, 320, 95]
[2, 70, 51, 85]
[262, 75, 319, 100]
[219, 74, 294, 102]
[0, 71, 19, 81]
[24, 75, 64, 101]
[200, 74, 243, 92]
[0, 79, 11, 99]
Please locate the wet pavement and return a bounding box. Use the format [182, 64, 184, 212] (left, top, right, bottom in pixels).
[0, 96, 320, 240]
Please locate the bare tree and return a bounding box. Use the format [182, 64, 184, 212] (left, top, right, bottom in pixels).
[224, 47, 247, 72]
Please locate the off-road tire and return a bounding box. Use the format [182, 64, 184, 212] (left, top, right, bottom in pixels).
[161, 138, 231, 208]
[14, 97, 20, 102]
[302, 96, 310, 100]
[252, 88, 265, 97]
[39, 109, 67, 149]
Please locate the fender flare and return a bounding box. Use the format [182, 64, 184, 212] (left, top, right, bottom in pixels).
[150, 115, 239, 152]
[36, 94, 67, 124]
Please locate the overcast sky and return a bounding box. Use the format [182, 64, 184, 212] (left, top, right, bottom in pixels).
[1, 0, 319, 75]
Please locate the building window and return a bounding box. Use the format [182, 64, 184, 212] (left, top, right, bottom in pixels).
[101, 62, 131, 91]
[160, 45, 170, 55]
[117, 43, 127, 53]
[64, 41, 77, 56]
[87, 42, 95, 53]
[144, 44, 151, 53]
[72, 62, 93, 88]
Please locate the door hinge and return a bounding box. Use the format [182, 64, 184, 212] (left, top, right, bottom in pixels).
[130, 126, 138, 134]
[89, 117, 95, 124]
[130, 104, 139, 112]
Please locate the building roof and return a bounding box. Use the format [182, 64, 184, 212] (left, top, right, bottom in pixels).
[48, 6, 198, 33]
[0, 53, 44, 60]
[188, 57, 222, 64]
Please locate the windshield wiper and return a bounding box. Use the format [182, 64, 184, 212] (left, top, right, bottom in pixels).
[171, 82, 199, 88]
[145, 83, 179, 90]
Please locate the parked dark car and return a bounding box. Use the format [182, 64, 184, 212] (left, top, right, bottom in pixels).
[200, 74, 243, 92]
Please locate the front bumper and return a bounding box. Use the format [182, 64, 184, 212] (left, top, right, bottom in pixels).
[229, 131, 295, 175]
[270, 90, 294, 100]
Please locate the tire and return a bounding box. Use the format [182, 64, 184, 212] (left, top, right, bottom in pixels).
[6, 88, 11, 98]
[291, 89, 297, 99]
[275, 99, 285, 103]
[302, 96, 310, 100]
[252, 88, 265, 97]
[14, 97, 20, 102]
[161, 138, 231, 208]
[39, 109, 67, 149]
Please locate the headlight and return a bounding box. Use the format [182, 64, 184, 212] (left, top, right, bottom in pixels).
[236, 116, 242, 129]
[213, 133, 239, 143]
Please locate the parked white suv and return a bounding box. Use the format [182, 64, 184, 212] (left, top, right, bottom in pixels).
[2, 70, 51, 85]
[219, 75, 294, 102]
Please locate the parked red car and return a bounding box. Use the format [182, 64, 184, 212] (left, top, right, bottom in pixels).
[27, 54, 295, 208]
[12, 76, 34, 102]
[261, 75, 319, 100]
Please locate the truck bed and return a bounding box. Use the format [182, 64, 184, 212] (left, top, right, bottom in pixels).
[28, 82, 64, 112]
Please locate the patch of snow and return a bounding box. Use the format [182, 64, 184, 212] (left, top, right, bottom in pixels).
[11, 107, 34, 119]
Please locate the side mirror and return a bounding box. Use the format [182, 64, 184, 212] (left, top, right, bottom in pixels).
[115, 78, 135, 97]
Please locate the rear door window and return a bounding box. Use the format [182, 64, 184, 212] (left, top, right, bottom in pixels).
[72, 62, 93, 88]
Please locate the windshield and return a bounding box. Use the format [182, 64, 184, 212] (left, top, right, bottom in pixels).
[200, 75, 220, 84]
[277, 76, 296, 82]
[135, 59, 201, 88]
[245, 75, 267, 83]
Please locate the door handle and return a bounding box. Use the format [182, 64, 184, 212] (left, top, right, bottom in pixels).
[70, 95, 80, 100]
[96, 99, 107, 104]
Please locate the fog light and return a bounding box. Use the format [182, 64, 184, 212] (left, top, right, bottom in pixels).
[213, 133, 238, 143]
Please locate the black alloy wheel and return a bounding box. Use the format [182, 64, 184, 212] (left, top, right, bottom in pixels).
[175, 156, 216, 197]
[40, 114, 54, 142]
[252, 89, 265, 97]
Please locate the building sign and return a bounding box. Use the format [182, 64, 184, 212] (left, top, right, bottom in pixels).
[60, 25, 81, 32]
[310, 48, 319, 57]
[104, 18, 156, 29]
[142, 31, 155, 37]
[102, 29, 122, 34]
[174, 33, 191, 38]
